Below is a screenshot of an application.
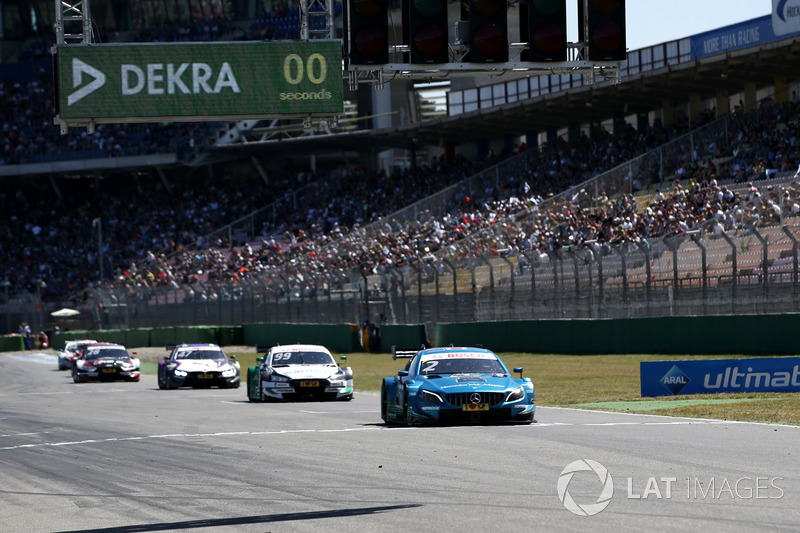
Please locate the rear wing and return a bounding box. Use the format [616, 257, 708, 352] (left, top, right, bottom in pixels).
[392, 345, 422, 360]
[165, 344, 177, 351]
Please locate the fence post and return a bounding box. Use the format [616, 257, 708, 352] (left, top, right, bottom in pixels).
[749, 226, 768, 309]
[443, 258, 457, 324]
[782, 225, 798, 312]
[583, 246, 595, 318]
[689, 231, 707, 314]
[500, 254, 514, 319]
[612, 244, 628, 305]
[719, 231, 737, 314]
[478, 256, 495, 320]
[413, 261, 423, 324]
[521, 251, 535, 318]
[636, 241, 652, 313]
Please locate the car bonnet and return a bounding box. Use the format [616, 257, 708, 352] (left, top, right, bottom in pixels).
[271, 364, 339, 380]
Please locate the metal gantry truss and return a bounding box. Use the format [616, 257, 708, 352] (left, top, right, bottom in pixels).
[53, 0, 623, 141]
[216, 0, 339, 145]
[346, 43, 623, 91]
[55, 0, 93, 45]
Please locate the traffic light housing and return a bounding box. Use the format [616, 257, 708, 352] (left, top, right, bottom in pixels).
[583, 0, 626, 61]
[465, 0, 508, 63]
[404, 0, 449, 64]
[345, 0, 390, 65]
[521, 0, 567, 62]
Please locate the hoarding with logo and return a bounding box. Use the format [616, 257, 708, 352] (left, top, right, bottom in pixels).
[641, 357, 800, 397]
[691, 1, 800, 59]
[55, 40, 343, 125]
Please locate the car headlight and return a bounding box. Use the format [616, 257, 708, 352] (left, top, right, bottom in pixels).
[505, 387, 525, 403]
[419, 389, 443, 403]
[328, 380, 346, 387]
[221, 367, 236, 377]
[174, 369, 188, 377]
[268, 374, 289, 382]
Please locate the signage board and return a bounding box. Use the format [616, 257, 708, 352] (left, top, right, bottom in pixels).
[55, 41, 343, 124]
[641, 357, 800, 397]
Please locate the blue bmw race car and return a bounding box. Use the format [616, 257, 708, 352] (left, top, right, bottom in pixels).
[381, 346, 535, 425]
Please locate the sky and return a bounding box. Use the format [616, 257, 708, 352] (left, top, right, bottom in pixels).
[566, 1, 772, 51]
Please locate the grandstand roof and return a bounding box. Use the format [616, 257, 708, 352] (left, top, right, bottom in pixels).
[212, 33, 800, 158]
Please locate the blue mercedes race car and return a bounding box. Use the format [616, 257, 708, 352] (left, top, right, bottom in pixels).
[381, 346, 535, 425]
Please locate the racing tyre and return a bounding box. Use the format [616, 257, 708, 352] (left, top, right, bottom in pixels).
[247, 384, 261, 402]
[403, 391, 414, 426]
[246, 369, 259, 401]
[380, 383, 388, 423]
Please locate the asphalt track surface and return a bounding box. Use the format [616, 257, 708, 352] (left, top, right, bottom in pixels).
[1, 353, 798, 533]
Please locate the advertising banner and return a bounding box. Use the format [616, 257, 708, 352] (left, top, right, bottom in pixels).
[56, 41, 343, 123]
[691, 2, 800, 60]
[641, 357, 800, 397]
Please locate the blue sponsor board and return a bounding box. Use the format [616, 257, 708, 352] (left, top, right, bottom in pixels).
[641, 358, 800, 397]
[690, 6, 800, 60]
[691, 16, 775, 59]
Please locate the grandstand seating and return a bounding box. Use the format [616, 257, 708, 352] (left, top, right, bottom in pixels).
[1, 12, 799, 331]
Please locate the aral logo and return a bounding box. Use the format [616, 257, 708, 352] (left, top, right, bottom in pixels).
[659, 365, 690, 395]
[68, 58, 106, 105]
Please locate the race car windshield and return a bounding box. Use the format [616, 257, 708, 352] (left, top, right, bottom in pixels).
[85, 348, 129, 361]
[271, 351, 335, 366]
[418, 358, 506, 375]
[176, 350, 227, 361]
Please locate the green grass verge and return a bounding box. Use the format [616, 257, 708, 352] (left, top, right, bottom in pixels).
[205, 351, 800, 426]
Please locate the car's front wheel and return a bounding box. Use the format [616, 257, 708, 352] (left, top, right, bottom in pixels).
[403, 391, 415, 426]
[380, 383, 388, 423]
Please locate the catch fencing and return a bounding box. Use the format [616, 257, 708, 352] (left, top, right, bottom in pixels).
[69, 216, 800, 340]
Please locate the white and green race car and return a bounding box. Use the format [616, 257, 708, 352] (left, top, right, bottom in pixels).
[247, 344, 353, 401]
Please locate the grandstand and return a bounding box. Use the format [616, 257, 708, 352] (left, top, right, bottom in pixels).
[2, 2, 800, 339]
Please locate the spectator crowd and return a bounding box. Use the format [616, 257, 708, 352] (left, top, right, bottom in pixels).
[2, 93, 799, 306]
[1, 26, 799, 306]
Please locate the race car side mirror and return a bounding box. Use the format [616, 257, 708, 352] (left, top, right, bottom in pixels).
[398, 370, 409, 377]
[513, 367, 523, 378]
[229, 354, 236, 361]
[256, 357, 264, 363]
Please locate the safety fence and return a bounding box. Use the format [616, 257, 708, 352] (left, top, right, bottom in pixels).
[11, 215, 794, 341]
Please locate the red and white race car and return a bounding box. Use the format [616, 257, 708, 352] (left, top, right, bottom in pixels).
[57, 339, 98, 370]
[72, 342, 140, 383]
